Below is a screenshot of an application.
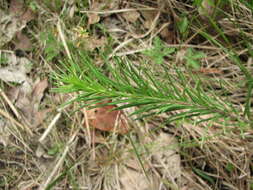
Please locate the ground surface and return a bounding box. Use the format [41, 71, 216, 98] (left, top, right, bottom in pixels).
[0, 0, 253, 190]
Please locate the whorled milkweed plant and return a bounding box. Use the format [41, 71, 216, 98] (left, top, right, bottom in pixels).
[54, 51, 252, 133]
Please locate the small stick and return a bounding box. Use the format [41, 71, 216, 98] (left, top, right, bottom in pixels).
[38, 131, 78, 190]
[80, 8, 156, 14]
[0, 108, 33, 135]
[0, 88, 22, 120]
[109, 38, 134, 58]
[57, 20, 71, 60]
[39, 112, 62, 143]
[83, 108, 91, 148]
[114, 44, 221, 57]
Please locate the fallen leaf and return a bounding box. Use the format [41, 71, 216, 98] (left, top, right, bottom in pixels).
[102, 17, 125, 38]
[86, 102, 130, 134]
[0, 11, 26, 47]
[0, 0, 34, 47]
[151, 133, 181, 184]
[27, 78, 49, 126]
[140, 10, 158, 29]
[0, 53, 32, 85]
[0, 119, 11, 147]
[15, 31, 32, 51]
[4, 71, 49, 127]
[9, 0, 24, 15]
[119, 154, 159, 190]
[33, 108, 52, 128]
[84, 36, 106, 51]
[121, 11, 140, 23]
[20, 9, 35, 22]
[32, 78, 48, 109]
[120, 167, 158, 190]
[10, 0, 35, 22]
[14, 89, 34, 123]
[160, 26, 176, 44]
[87, 0, 121, 25]
[88, 13, 100, 25]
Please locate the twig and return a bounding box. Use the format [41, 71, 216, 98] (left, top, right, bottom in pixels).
[131, 11, 160, 39]
[82, 108, 91, 148]
[0, 88, 22, 120]
[39, 112, 62, 143]
[57, 20, 72, 60]
[80, 8, 156, 14]
[38, 131, 78, 190]
[0, 108, 33, 135]
[39, 98, 74, 143]
[109, 38, 134, 58]
[149, 22, 170, 43]
[113, 44, 221, 57]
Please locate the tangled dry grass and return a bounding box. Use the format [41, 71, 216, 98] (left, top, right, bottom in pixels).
[0, 0, 253, 190]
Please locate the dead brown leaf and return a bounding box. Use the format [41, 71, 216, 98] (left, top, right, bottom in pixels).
[14, 89, 34, 123]
[0, 53, 33, 86]
[7, 78, 49, 127]
[86, 102, 130, 134]
[84, 36, 106, 51]
[20, 9, 35, 22]
[0, 0, 34, 47]
[32, 78, 48, 106]
[9, 0, 35, 22]
[120, 167, 159, 190]
[0, 119, 11, 146]
[9, 0, 24, 14]
[33, 108, 52, 127]
[160, 26, 176, 44]
[88, 13, 100, 25]
[119, 150, 159, 190]
[141, 10, 158, 29]
[87, 0, 121, 25]
[152, 133, 181, 185]
[15, 31, 32, 51]
[0, 11, 26, 47]
[121, 11, 140, 23]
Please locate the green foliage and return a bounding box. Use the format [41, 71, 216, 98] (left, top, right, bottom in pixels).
[0, 176, 5, 188]
[193, 0, 204, 7]
[239, 0, 253, 11]
[251, 181, 253, 190]
[44, 0, 63, 12]
[177, 16, 189, 35]
[45, 165, 75, 190]
[40, 32, 61, 61]
[142, 37, 175, 65]
[184, 48, 205, 69]
[28, 1, 38, 11]
[198, 29, 253, 120]
[177, 15, 189, 39]
[54, 50, 250, 129]
[193, 168, 215, 185]
[0, 54, 7, 66]
[225, 162, 235, 173]
[47, 144, 61, 156]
